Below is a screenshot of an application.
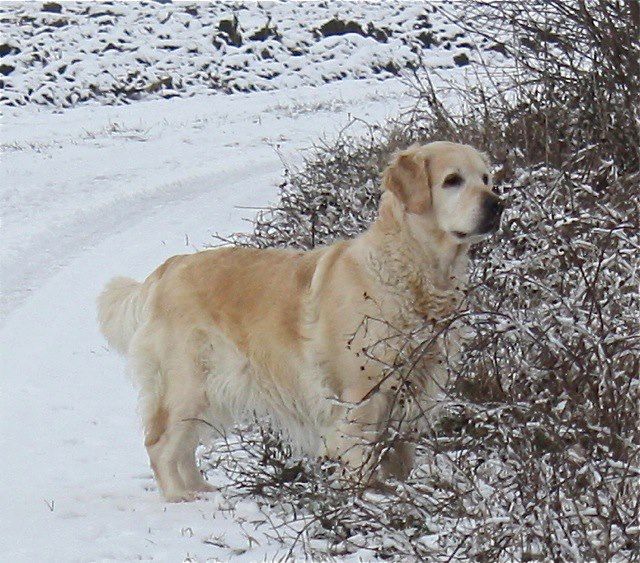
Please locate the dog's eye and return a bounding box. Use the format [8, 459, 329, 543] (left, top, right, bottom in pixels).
[442, 173, 463, 188]
[482, 174, 489, 185]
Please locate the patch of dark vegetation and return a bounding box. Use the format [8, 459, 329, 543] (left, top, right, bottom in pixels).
[416, 30, 437, 48]
[0, 43, 19, 57]
[452, 52, 469, 66]
[372, 61, 400, 76]
[218, 15, 242, 47]
[317, 18, 365, 38]
[316, 18, 391, 43]
[249, 17, 280, 42]
[184, 6, 198, 17]
[366, 23, 389, 43]
[41, 2, 62, 14]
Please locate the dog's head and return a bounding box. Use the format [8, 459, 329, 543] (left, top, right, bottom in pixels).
[382, 141, 504, 243]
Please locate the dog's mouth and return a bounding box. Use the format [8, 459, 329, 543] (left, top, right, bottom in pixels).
[451, 222, 500, 241]
[451, 230, 488, 241]
[450, 208, 504, 241]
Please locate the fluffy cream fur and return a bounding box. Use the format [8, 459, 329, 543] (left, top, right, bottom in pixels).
[98, 141, 502, 501]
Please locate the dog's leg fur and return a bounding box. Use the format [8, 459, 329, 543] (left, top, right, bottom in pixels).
[131, 327, 213, 501]
[144, 398, 209, 501]
[177, 426, 215, 493]
[323, 386, 392, 480]
[146, 422, 188, 502]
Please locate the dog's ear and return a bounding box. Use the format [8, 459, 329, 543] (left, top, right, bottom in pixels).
[382, 147, 431, 214]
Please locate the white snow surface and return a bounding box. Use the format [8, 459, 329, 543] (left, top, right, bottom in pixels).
[0, 77, 418, 561]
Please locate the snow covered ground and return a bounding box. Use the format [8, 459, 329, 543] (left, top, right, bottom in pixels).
[0, 77, 419, 561]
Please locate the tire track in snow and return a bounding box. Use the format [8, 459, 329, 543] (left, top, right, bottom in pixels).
[0, 159, 279, 325]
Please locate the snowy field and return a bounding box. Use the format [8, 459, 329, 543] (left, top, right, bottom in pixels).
[2, 1, 479, 107]
[0, 2, 483, 560]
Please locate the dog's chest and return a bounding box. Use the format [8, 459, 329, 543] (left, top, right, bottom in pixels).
[361, 252, 467, 394]
[371, 255, 465, 328]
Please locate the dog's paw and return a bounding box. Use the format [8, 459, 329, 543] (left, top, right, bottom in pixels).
[163, 490, 197, 503]
[192, 481, 217, 494]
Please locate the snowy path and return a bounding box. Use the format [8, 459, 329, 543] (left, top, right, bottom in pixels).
[0, 79, 410, 561]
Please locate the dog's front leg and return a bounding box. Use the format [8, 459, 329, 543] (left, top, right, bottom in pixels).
[324, 385, 392, 484]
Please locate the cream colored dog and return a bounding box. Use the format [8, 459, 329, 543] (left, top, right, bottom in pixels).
[98, 141, 504, 502]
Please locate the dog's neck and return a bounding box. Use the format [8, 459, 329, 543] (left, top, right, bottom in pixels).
[360, 193, 469, 321]
[370, 193, 469, 286]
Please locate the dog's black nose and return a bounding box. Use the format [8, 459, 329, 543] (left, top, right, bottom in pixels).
[484, 194, 505, 217]
[479, 194, 505, 234]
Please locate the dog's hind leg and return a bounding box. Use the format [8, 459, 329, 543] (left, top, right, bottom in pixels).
[148, 422, 192, 501]
[176, 422, 216, 494]
[145, 400, 211, 502]
[128, 334, 182, 500]
[134, 337, 211, 501]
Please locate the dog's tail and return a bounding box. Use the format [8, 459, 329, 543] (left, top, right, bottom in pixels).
[97, 276, 148, 355]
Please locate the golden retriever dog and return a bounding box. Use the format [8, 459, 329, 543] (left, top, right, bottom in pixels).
[98, 141, 504, 501]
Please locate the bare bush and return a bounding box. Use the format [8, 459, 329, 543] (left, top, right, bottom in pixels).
[436, 0, 640, 172]
[206, 1, 639, 560]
